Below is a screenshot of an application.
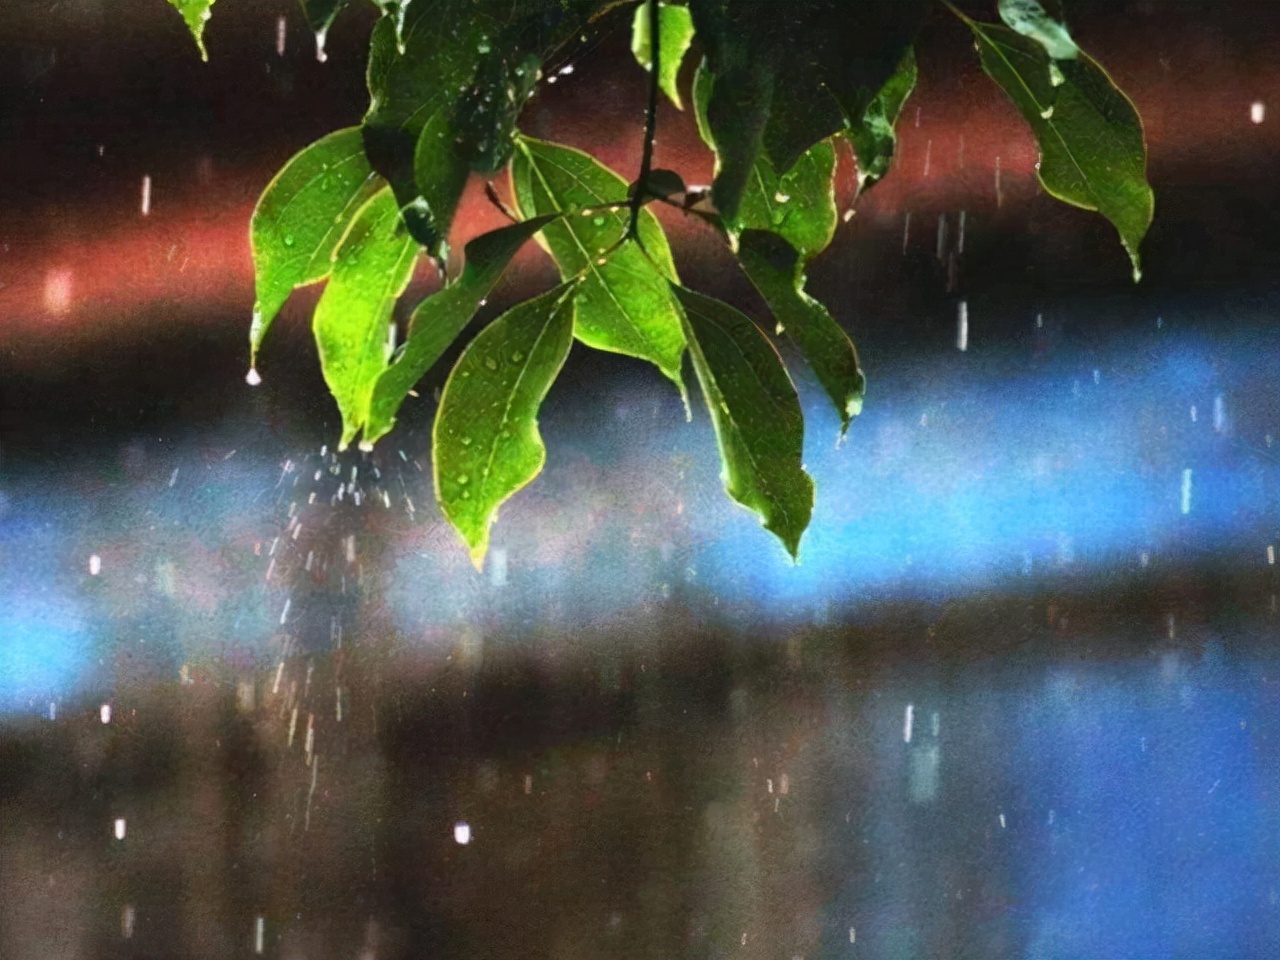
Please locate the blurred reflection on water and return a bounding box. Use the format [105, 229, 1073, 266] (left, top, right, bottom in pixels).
[3, 601, 1279, 959]
[4, 305, 1280, 957]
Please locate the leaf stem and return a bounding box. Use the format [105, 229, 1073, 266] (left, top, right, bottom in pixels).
[939, 0, 974, 25]
[627, 0, 661, 246]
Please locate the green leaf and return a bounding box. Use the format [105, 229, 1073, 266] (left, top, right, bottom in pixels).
[300, 0, 350, 53]
[672, 285, 814, 559]
[998, 0, 1079, 61]
[631, 1, 696, 110]
[845, 49, 917, 193]
[312, 188, 418, 450]
[362, 0, 606, 252]
[434, 283, 577, 568]
[738, 230, 865, 435]
[691, 65, 837, 258]
[250, 127, 384, 364]
[510, 137, 686, 393]
[687, 0, 927, 220]
[167, 0, 216, 61]
[364, 215, 556, 445]
[966, 20, 1153, 279]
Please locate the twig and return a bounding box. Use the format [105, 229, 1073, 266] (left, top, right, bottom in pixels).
[484, 180, 519, 223]
[627, 0, 661, 246]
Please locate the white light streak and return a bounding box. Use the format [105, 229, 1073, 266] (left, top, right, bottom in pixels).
[454, 821, 472, 845]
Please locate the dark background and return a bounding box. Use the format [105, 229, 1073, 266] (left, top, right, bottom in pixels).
[2, 0, 1278, 456]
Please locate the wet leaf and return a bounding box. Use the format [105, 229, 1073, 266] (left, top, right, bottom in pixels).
[363, 0, 606, 252]
[738, 230, 865, 435]
[845, 49, 917, 193]
[250, 127, 384, 363]
[966, 19, 1153, 279]
[434, 283, 577, 568]
[631, 0, 696, 109]
[692, 65, 837, 258]
[299, 0, 349, 42]
[312, 189, 418, 449]
[511, 137, 686, 393]
[998, 0, 1079, 60]
[688, 0, 927, 221]
[672, 285, 814, 559]
[364, 215, 556, 445]
[167, 0, 216, 61]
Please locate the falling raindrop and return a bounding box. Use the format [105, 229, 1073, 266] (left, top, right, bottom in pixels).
[114, 817, 126, 840]
[956, 300, 969, 352]
[275, 15, 286, 56]
[454, 821, 472, 844]
[1180, 468, 1193, 515]
[314, 29, 329, 63]
[245, 367, 263, 386]
[100, 703, 111, 724]
[140, 175, 152, 216]
[1251, 101, 1266, 124]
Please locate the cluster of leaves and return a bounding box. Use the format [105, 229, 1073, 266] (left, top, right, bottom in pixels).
[168, 0, 1153, 567]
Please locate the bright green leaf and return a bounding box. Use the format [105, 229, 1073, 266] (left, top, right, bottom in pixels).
[631, 1, 696, 110]
[966, 20, 1153, 279]
[672, 285, 814, 559]
[312, 188, 418, 450]
[998, 0, 1079, 60]
[691, 65, 837, 258]
[738, 230, 865, 435]
[845, 49, 917, 193]
[434, 283, 577, 569]
[167, 0, 216, 61]
[364, 215, 556, 445]
[511, 136, 686, 393]
[250, 127, 384, 364]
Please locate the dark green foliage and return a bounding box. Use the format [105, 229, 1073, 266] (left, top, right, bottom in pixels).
[169, 0, 1153, 564]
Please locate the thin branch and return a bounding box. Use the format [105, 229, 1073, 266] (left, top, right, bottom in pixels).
[484, 181, 519, 224]
[627, 0, 661, 246]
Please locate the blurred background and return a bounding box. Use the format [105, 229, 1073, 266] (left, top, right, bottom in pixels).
[2, 1, 1280, 957]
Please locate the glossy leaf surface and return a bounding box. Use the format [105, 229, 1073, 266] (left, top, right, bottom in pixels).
[511, 137, 686, 391]
[312, 189, 418, 449]
[967, 20, 1153, 278]
[738, 230, 865, 435]
[845, 49, 917, 192]
[631, 1, 696, 109]
[167, 0, 215, 60]
[250, 127, 383, 362]
[434, 284, 577, 568]
[998, 0, 1079, 60]
[364, 216, 555, 445]
[673, 285, 814, 559]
